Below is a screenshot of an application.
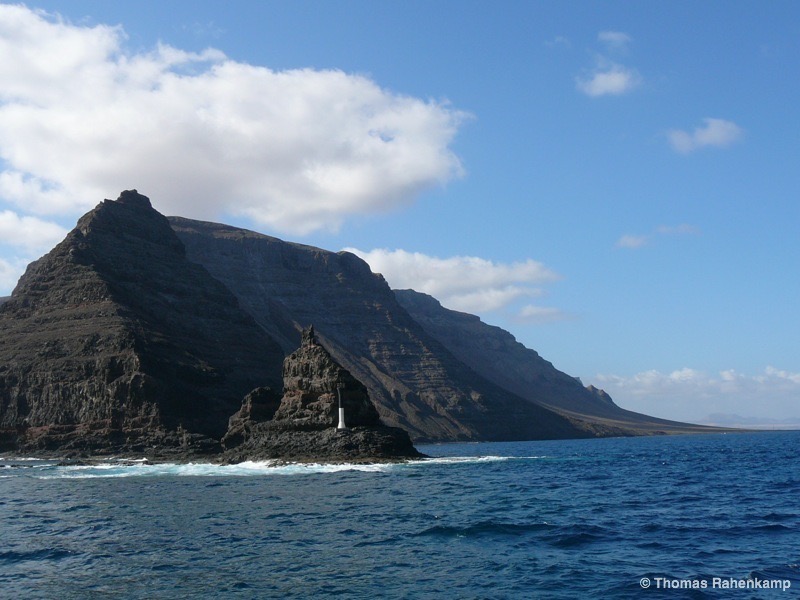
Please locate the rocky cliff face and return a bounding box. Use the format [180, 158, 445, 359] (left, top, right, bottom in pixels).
[170, 217, 591, 442]
[0, 189, 708, 456]
[221, 327, 421, 462]
[272, 326, 381, 429]
[0, 191, 284, 455]
[393, 290, 620, 417]
[394, 289, 717, 434]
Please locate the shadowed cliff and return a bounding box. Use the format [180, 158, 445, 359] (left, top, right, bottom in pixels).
[0, 190, 719, 457]
[170, 216, 596, 442]
[0, 191, 285, 454]
[394, 290, 724, 435]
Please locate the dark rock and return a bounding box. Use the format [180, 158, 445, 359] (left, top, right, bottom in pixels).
[394, 289, 722, 435]
[170, 217, 592, 442]
[392, 289, 619, 417]
[220, 387, 281, 449]
[273, 325, 381, 429]
[0, 191, 285, 455]
[0, 188, 713, 459]
[222, 327, 421, 461]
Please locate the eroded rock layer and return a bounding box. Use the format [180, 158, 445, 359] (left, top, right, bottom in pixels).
[0, 191, 284, 455]
[170, 217, 592, 442]
[221, 327, 421, 462]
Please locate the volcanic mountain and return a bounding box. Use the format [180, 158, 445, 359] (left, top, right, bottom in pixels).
[170, 216, 594, 442]
[0, 191, 284, 454]
[393, 290, 721, 435]
[0, 190, 718, 456]
[169, 214, 716, 439]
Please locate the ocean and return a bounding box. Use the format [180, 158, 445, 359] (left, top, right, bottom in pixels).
[1, 431, 798, 599]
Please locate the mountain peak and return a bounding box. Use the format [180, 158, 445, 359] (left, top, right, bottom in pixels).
[115, 189, 152, 210]
[0, 193, 285, 455]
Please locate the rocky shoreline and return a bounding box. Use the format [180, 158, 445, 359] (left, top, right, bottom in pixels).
[2, 326, 423, 464]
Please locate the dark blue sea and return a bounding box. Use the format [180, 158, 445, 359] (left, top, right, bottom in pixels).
[2, 431, 798, 599]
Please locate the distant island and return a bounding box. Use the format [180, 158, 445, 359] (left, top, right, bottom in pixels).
[0, 191, 729, 462]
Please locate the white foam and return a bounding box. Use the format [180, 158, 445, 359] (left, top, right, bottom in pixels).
[34, 460, 400, 479]
[25, 454, 545, 479]
[413, 455, 544, 465]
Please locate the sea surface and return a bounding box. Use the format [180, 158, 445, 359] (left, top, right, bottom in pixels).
[1, 431, 798, 599]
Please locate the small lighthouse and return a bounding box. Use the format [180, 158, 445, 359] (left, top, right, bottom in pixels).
[336, 383, 347, 430]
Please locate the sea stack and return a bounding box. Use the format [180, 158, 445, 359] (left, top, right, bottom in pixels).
[221, 326, 422, 462]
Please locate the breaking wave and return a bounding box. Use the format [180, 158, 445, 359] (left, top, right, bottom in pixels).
[0, 453, 542, 480]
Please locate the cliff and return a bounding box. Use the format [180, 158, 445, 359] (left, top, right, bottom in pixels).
[394, 289, 724, 435]
[0, 191, 285, 455]
[0, 189, 713, 458]
[170, 217, 593, 442]
[221, 326, 421, 462]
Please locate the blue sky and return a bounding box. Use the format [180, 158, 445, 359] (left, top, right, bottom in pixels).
[1, 1, 798, 425]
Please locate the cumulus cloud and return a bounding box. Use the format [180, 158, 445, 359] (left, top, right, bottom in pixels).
[615, 223, 699, 249]
[517, 305, 569, 324]
[576, 32, 639, 97]
[615, 234, 649, 249]
[0, 256, 32, 295]
[0, 5, 468, 234]
[0, 210, 68, 253]
[594, 366, 800, 423]
[667, 118, 744, 153]
[0, 209, 67, 293]
[576, 62, 640, 97]
[597, 31, 631, 50]
[345, 248, 561, 314]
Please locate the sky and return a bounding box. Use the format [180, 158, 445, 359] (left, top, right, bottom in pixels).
[1, 1, 798, 425]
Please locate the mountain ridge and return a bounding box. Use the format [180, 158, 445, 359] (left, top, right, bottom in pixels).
[0, 191, 285, 455]
[0, 190, 725, 457]
[168, 215, 723, 438]
[169, 216, 598, 442]
[394, 289, 724, 435]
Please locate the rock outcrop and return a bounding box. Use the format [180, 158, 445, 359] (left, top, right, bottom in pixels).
[0, 191, 285, 456]
[221, 327, 422, 462]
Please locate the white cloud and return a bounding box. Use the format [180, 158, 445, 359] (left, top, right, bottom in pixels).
[762, 366, 800, 385]
[576, 62, 640, 97]
[615, 234, 649, 249]
[598, 31, 631, 50]
[0, 5, 468, 234]
[517, 305, 569, 324]
[576, 32, 639, 97]
[0, 256, 31, 295]
[594, 366, 800, 422]
[667, 118, 744, 154]
[0, 210, 68, 253]
[615, 223, 699, 250]
[0, 209, 67, 294]
[345, 248, 561, 314]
